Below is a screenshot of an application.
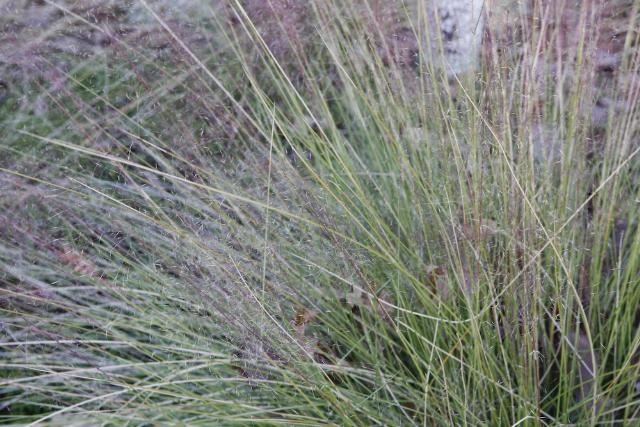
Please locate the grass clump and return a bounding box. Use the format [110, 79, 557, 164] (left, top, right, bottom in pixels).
[1, 0, 640, 425]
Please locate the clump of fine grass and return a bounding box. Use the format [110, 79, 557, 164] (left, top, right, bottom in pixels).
[2, 0, 640, 425]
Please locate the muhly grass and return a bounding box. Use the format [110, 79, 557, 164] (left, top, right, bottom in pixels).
[1, 0, 640, 425]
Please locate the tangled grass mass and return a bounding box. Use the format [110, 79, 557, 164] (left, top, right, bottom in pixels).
[1, 0, 640, 425]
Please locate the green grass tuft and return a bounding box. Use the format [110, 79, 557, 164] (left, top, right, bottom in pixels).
[2, 1, 640, 425]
